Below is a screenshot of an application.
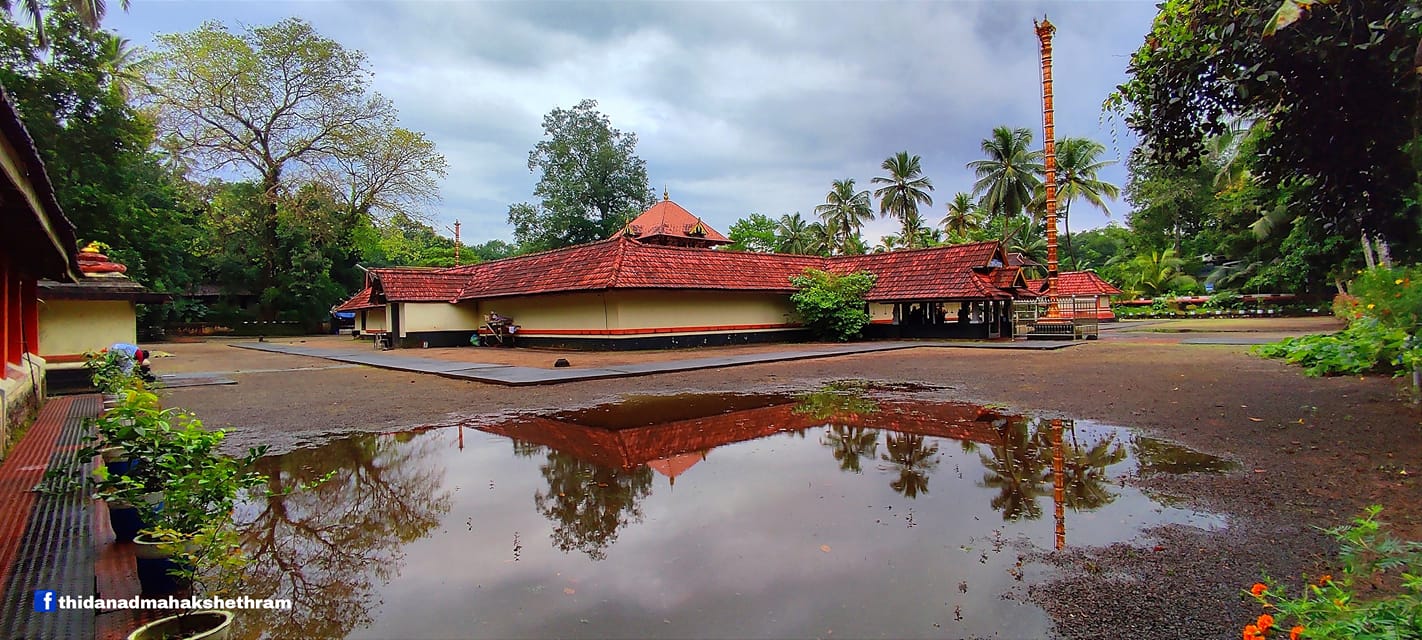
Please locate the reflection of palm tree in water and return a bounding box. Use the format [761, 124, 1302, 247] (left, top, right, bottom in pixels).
[881, 433, 939, 498]
[822, 425, 879, 474]
[1060, 424, 1127, 511]
[232, 434, 452, 640]
[534, 450, 653, 561]
[978, 418, 1128, 522]
[979, 418, 1052, 520]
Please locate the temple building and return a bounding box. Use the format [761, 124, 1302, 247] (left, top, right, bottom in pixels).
[336, 198, 1116, 349]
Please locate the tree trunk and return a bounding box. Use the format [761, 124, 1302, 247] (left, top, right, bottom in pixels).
[260, 172, 282, 321]
[1362, 232, 1377, 269]
[1060, 199, 1074, 271]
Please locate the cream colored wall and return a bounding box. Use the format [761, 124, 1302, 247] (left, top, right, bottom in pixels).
[611, 290, 797, 330]
[401, 302, 481, 334]
[360, 307, 386, 332]
[869, 303, 895, 322]
[38, 299, 135, 356]
[474, 293, 612, 331]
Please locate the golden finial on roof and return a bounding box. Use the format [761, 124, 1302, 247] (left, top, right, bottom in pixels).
[663, 186, 669, 201]
[81, 241, 104, 253]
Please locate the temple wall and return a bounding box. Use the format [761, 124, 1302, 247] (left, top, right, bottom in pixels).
[610, 290, 796, 333]
[38, 299, 135, 358]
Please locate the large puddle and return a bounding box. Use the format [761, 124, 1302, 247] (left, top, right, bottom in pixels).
[229, 383, 1231, 639]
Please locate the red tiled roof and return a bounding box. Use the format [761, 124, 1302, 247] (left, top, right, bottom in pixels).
[334, 286, 381, 311]
[833, 241, 1012, 301]
[372, 269, 470, 302]
[346, 232, 1030, 306]
[615, 199, 730, 244]
[1026, 270, 1124, 297]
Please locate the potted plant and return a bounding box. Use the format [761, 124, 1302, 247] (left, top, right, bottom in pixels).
[118, 410, 266, 594]
[82, 387, 168, 542]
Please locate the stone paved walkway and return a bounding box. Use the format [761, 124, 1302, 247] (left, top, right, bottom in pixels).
[233, 339, 1076, 386]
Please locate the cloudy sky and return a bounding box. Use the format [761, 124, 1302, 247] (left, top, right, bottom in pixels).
[107, 1, 1160, 246]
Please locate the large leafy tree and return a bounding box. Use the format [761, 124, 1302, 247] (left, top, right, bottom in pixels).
[871, 151, 935, 249]
[726, 213, 779, 253]
[968, 126, 1043, 246]
[146, 18, 442, 317]
[510, 99, 655, 251]
[1055, 137, 1120, 269]
[813, 178, 873, 255]
[1112, 0, 1422, 258]
[0, 11, 201, 302]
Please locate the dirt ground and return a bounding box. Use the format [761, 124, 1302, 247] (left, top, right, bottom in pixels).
[148, 317, 1422, 639]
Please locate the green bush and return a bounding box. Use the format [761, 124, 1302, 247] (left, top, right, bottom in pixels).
[1252, 318, 1408, 377]
[789, 269, 877, 342]
[1203, 291, 1244, 311]
[1245, 507, 1422, 640]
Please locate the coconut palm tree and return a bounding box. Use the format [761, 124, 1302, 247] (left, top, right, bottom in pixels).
[2, 0, 130, 46]
[98, 33, 149, 99]
[978, 419, 1051, 521]
[1055, 137, 1120, 270]
[968, 126, 1043, 246]
[776, 212, 815, 254]
[814, 178, 873, 255]
[941, 192, 985, 242]
[871, 151, 934, 249]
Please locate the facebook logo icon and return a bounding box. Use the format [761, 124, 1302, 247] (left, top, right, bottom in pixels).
[33, 590, 56, 612]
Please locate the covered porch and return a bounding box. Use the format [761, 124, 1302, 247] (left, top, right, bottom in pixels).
[866, 299, 1017, 340]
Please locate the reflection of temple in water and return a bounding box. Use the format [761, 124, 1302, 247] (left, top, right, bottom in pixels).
[462, 392, 1126, 553]
[474, 393, 1010, 484]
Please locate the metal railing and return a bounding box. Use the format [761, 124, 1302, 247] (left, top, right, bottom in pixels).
[1013, 297, 1101, 340]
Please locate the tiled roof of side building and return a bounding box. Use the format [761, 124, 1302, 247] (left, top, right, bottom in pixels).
[1026, 270, 1124, 297]
[371, 269, 472, 301]
[334, 286, 381, 311]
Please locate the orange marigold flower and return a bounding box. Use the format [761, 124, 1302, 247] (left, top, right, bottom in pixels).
[1290, 625, 1304, 640]
[1258, 613, 1274, 631]
[1251, 583, 1268, 596]
[1244, 624, 1260, 640]
[1318, 574, 1331, 585]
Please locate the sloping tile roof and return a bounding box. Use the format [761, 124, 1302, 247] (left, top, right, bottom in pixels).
[334, 228, 1032, 309]
[1, 83, 81, 281]
[371, 268, 470, 302]
[833, 241, 1012, 301]
[615, 242, 821, 292]
[334, 286, 381, 311]
[1026, 270, 1124, 297]
[615, 199, 730, 244]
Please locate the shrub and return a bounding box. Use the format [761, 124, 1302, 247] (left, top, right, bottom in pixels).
[1252, 318, 1408, 377]
[1244, 507, 1421, 640]
[789, 269, 877, 342]
[1203, 291, 1244, 311]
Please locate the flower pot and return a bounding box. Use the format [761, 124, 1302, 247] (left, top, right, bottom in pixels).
[108, 500, 141, 542]
[102, 446, 135, 477]
[132, 533, 192, 595]
[126, 610, 233, 640]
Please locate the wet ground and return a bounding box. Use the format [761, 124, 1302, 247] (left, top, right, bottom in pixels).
[228, 386, 1231, 640]
[147, 317, 1422, 639]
